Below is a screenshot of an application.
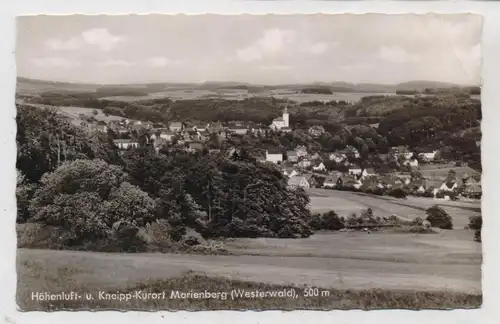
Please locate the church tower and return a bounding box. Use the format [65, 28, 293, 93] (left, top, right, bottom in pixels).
[282, 104, 289, 128]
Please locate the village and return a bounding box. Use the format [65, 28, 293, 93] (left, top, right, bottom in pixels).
[80, 106, 482, 202]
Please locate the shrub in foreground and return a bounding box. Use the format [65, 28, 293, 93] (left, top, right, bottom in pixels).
[469, 215, 482, 243]
[309, 211, 345, 231]
[425, 205, 453, 229]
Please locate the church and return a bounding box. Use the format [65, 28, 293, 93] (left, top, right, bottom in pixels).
[270, 106, 290, 130]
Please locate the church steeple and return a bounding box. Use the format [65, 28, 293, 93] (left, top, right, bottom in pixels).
[282, 103, 289, 128]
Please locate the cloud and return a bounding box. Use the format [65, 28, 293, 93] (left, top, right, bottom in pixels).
[45, 28, 125, 52]
[306, 42, 329, 55]
[148, 57, 181, 67]
[82, 28, 126, 51]
[377, 45, 420, 64]
[31, 57, 80, 68]
[96, 60, 135, 67]
[45, 37, 82, 51]
[236, 29, 295, 62]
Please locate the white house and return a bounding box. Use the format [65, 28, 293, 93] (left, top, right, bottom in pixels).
[349, 165, 363, 176]
[283, 168, 299, 178]
[113, 139, 139, 150]
[169, 122, 183, 132]
[158, 131, 176, 141]
[404, 159, 419, 167]
[309, 125, 325, 137]
[417, 185, 426, 193]
[419, 151, 438, 162]
[353, 180, 363, 189]
[440, 181, 458, 191]
[295, 145, 308, 158]
[288, 176, 310, 189]
[312, 162, 326, 172]
[323, 176, 340, 189]
[266, 150, 283, 164]
[361, 168, 376, 179]
[329, 153, 346, 163]
[270, 106, 290, 130]
[228, 125, 249, 135]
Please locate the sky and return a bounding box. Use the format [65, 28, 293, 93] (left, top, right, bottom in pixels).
[16, 14, 482, 85]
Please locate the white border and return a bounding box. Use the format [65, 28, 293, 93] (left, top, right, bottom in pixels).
[1, 1, 498, 324]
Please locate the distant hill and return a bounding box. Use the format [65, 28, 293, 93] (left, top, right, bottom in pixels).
[16, 77, 475, 95]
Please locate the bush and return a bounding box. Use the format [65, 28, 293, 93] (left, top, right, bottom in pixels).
[474, 230, 481, 243]
[468, 215, 482, 230]
[309, 211, 345, 231]
[425, 205, 453, 229]
[321, 211, 345, 230]
[142, 219, 171, 248]
[469, 216, 482, 243]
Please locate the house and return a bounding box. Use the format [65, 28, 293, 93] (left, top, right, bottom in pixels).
[312, 162, 326, 172]
[295, 145, 308, 158]
[188, 141, 204, 151]
[286, 151, 299, 163]
[87, 122, 108, 133]
[287, 175, 310, 189]
[439, 180, 458, 192]
[283, 167, 299, 178]
[192, 123, 210, 132]
[113, 139, 139, 150]
[348, 165, 363, 176]
[417, 185, 426, 194]
[306, 174, 325, 188]
[329, 153, 346, 163]
[270, 106, 290, 130]
[344, 146, 360, 159]
[228, 125, 249, 135]
[353, 179, 363, 190]
[464, 183, 482, 198]
[308, 125, 325, 137]
[158, 131, 176, 141]
[418, 151, 438, 162]
[169, 122, 184, 132]
[266, 149, 283, 164]
[323, 174, 343, 188]
[404, 159, 419, 167]
[361, 168, 376, 179]
[323, 176, 338, 188]
[298, 158, 311, 169]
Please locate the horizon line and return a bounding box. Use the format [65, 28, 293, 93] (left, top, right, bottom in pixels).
[16, 76, 479, 88]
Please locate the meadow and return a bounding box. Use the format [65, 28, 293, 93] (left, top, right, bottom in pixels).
[17, 189, 482, 311]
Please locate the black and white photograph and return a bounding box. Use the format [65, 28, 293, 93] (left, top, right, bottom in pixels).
[15, 13, 482, 311]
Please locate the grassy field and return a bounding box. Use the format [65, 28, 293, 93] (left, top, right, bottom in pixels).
[16, 187, 482, 311]
[307, 188, 481, 229]
[17, 270, 481, 311]
[17, 101, 125, 125]
[417, 165, 481, 180]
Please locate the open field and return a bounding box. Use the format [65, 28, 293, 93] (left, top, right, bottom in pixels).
[17, 225, 482, 310]
[307, 188, 481, 229]
[17, 188, 482, 310]
[417, 165, 481, 180]
[17, 101, 125, 125]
